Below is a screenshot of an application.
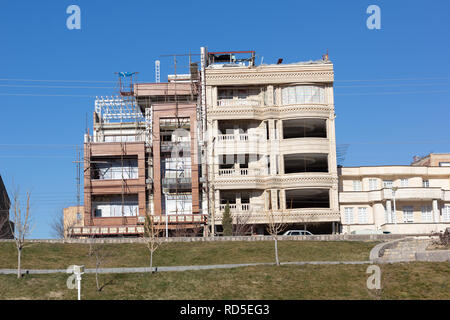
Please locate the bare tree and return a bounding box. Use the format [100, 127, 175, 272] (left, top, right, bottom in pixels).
[264, 208, 290, 266]
[232, 213, 252, 236]
[9, 189, 33, 278]
[172, 223, 202, 237]
[87, 237, 111, 291]
[143, 212, 165, 271]
[50, 208, 77, 239]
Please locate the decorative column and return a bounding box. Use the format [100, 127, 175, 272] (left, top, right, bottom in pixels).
[386, 200, 392, 224]
[432, 199, 440, 223]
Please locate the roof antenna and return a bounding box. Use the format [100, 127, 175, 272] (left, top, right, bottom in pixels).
[322, 49, 329, 62]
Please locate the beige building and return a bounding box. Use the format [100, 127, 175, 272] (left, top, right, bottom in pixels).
[204, 50, 340, 234]
[339, 158, 450, 234]
[63, 206, 84, 238]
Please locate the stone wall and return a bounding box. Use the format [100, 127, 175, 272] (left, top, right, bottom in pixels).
[0, 233, 422, 244]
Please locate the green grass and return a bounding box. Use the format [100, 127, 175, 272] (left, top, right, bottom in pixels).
[0, 241, 377, 269]
[0, 262, 448, 300]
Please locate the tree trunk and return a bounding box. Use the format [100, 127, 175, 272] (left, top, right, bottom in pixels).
[17, 247, 21, 279]
[150, 250, 153, 271]
[274, 237, 280, 266]
[95, 266, 100, 291]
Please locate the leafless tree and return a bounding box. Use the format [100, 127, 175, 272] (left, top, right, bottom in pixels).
[9, 189, 33, 278]
[232, 213, 252, 236]
[172, 223, 202, 237]
[143, 212, 165, 271]
[87, 237, 111, 291]
[50, 208, 76, 239]
[264, 208, 290, 266]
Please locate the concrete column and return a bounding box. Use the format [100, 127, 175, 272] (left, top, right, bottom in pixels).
[268, 120, 277, 176]
[266, 85, 274, 106]
[432, 199, 440, 223]
[212, 86, 218, 106]
[386, 200, 392, 224]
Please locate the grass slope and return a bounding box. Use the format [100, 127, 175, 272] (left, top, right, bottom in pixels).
[0, 262, 448, 300]
[0, 241, 376, 269]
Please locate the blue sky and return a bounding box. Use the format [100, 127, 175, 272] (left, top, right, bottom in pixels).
[0, 0, 449, 238]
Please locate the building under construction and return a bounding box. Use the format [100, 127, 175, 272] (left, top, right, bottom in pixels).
[69, 47, 340, 237]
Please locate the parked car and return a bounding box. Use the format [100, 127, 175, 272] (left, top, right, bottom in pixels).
[283, 230, 313, 236]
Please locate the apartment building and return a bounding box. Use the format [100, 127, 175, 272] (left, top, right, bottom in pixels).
[204, 50, 340, 234]
[70, 67, 207, 237]
[339, 154, 450, 234]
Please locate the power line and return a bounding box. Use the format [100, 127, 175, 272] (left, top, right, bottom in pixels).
[0, 93, 95, 97]
[0, 78, 116, 83]
[0, 84, 115, 89]
[335, 90, 450, 96]
[335, 76, 450, 83]
[335, 82, 450, 88]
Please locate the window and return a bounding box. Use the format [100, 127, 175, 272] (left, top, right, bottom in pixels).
[344, 207, 354, 224]
[369, 179, 378, 191]
[353, 180, 362, 191]
[401, 179, 409, 187]
[383, 180, 393, 189]
[92, 195, 139, 217]
[281, 85, 325, 105]
[92, 158, 138, 180]
[76, 213, 82, 221]
[442, 205, 450, 222]
[423, 180, 430, 188]
[358, 207, 368, 224]
[403, 206, 414, 223]
[104, 135, 138, 142]
[421, 206, 433, 222]
[274, 120, 278, 139]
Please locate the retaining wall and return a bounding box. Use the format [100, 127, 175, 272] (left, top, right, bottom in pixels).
[0, 234, 427, 244]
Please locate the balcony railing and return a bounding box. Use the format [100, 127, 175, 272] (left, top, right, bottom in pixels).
[219, 204, 251, 212]
[217, 133, 263, 141]
[217, 98, 260, 107]
[218, 168, 263, 176]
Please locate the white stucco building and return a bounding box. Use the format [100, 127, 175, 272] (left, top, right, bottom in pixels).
[339, 157, 450, 234]
[203, 50, 340, 234]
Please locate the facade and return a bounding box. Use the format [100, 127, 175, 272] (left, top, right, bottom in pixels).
[70, 48, 341, 237]
[204, 50, 340, 234]
[0, 175, 13, 239]
[339, 162, 450, 234]
[71, 69, 207, 237]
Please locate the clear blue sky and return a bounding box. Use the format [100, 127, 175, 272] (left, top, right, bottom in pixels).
[0, 0, 449, 238]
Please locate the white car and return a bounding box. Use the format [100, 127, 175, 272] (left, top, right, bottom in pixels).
[283, 230, 313, 236]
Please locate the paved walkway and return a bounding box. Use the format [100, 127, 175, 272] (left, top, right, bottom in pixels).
[0, 260, 372, 275]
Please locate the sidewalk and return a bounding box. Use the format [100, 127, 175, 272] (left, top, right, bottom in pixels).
[0, 260, 372, 275]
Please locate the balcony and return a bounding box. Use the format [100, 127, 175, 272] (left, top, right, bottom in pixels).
[218, 168, 263, 177]
[217, 98, 261, 107]
[217, 133, 263, 142]
[340, 187, 445, 204]
[214, 208, 340, 224]
[219, 203, 251, 212]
